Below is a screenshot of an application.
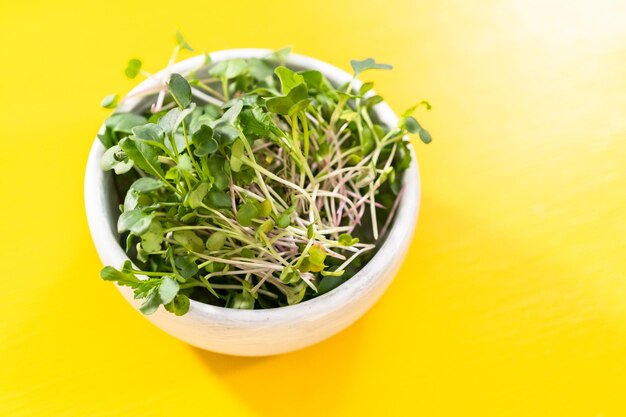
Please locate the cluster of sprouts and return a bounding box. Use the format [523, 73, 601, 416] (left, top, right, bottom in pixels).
[99, 33, 431, 314]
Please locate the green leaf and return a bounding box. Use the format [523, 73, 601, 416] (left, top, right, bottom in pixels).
[209, 59, 247, 79]
[396, 141, 412, 172]
[298, 257, 311, 273]
[180, 211, 196, 223]
[124, 190, 139, 211]
[100, 266, 140, 287]
[207, 155, 229, 190]
[276, 209, 292, 228]
[175, 103, 196, 126]
[139, 289, 161, 315]
[361, 127, 375, 154]
[403, 116, 432, 143]
[300, 70, 323, 90]
[101, 94, 118, 109]
[317, 275, 345, 295]
[173, 230, 204, 252]
[141, 220, 164, 253]
[248, 59, 274, 81]
[259, 199, 272, 217]
[105, 113, 147, 134]
[175, 30, 194, 51]
[165, 294, 190, 316]
[229, 291, 255, 309]
[258, 219, 273, 235]
[206, 190, 232, 208]
[167, 73, 192, 109]
[288, 98, 312, 116]
[213, 124, 240, 145]
[338, 233, 359, 246]
[287, 83, 312, 103]
[206, 231, 227, 251]
[185, 182, 210, 209]
[159, 276, 179, 304]
[350, 58, 393, 76]
[419, 128, 432, 144]
[132, 123, 164, 143]
[158, 107, 184, 134]
[174, 256, 199, 279]
[364, 95, 383, 107]
[275, 66, 305, 95]
[117, 210, 154, 235]
[320, 269, 345, 277]
[359, 82, 374, 96]
[130, 177, 164, 193]
[236, 202, 259, 227]
[239, 107, 281, 138]
[308, 244, 326, 266]
[280, 266, 300, 284]
[98, 130, 115, 149]
[135, 240, 149, 261]
[267, 47, 291, 63]
[191, 124, 217, 156]
[219, 100, 244, 124]
[118, 137, 164, 177]
[266, 83, 308, 115]
[286, 282, 307, 305]
[241, 249, 254, 259]
[166, 132, 187, 155]
[230, 139, 244, 172]
[133, 278, 160, 298]
[125, 58, 142, 79]
[100, 145, 134, 174]
[404, 116, 421, 133]
[177, 154, 193, 172]
[212, 101, 243, 145]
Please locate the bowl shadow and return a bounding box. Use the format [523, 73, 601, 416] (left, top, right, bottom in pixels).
[190, 315, 369, 417]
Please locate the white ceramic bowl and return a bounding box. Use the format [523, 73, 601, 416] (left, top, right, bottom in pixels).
[85, 49, 420, 356]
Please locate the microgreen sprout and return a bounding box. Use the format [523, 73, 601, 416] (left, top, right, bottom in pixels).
[98, 33, 431, 314]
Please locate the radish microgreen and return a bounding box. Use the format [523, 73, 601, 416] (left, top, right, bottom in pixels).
[98, 34, 431, 314]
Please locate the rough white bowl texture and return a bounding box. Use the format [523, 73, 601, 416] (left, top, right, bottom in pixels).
[85, 49, 420, 356]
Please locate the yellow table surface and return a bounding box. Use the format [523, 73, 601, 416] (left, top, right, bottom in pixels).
[2, 0, 626, 415]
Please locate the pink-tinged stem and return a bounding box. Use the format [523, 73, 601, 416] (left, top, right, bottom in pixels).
[379, 185, 405, 238]
[229, 176, 238, 215]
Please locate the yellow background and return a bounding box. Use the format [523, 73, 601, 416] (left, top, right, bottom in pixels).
[2, 0, 626, 415]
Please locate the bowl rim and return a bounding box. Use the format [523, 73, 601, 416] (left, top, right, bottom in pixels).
[85, 48, 421, 324]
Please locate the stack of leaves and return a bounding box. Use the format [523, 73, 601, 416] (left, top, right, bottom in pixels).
[99, 33, 431, 315]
